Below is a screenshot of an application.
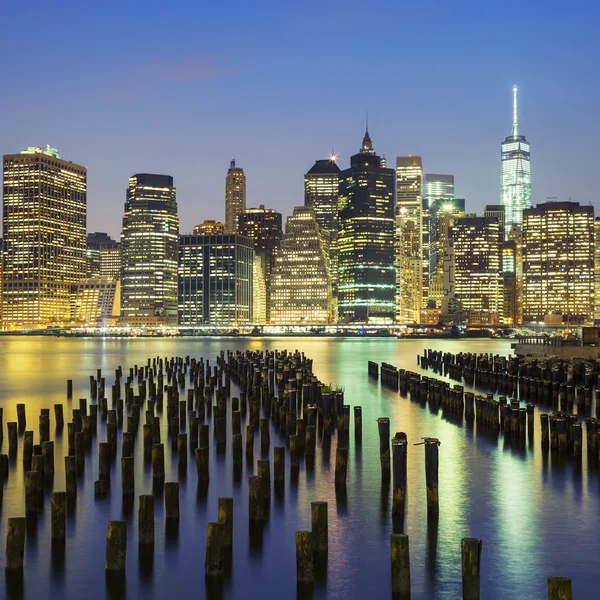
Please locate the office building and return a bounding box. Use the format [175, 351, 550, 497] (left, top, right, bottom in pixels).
[72, 277, 120, 326]
[2, 146, 87, 327]
[304, 157, 341, 305]
[253, 256, 267, 325]
[225, 160, 246, 233]
[87, 232, 120, 279]
[502, 241, 517, 326]
[396, 156, 426, 308]
[178, 234, 253, 326]
[338, 129, 395, 323]
[483, 205, 506, 236]
[270, 206, 333, 325]
[238, 206, 282, 322]
[120, 174, 179, 325]
[452, 216, 503, 324]
[523, 202, 594, 324]
[501, 85, 531, 238]
[595, 218, 600, 323]
[425, 174, 454, 208]
[396, 211, 422, 323]
[193, 220, 225, 236]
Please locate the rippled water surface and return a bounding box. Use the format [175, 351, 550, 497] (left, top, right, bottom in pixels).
[0, 337, 596, 599]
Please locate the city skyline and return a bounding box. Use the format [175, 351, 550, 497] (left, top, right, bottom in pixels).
[1, 2, 598, 238]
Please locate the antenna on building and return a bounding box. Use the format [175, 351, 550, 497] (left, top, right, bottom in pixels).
[230, 159, 236, 169]
[512, 85, 518, 137]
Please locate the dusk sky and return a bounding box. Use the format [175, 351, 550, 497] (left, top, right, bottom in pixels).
[2, 0, 598, 238]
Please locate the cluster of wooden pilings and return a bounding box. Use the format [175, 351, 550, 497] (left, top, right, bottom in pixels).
[419, 349, 600, 417]
[1, 349, 363, 594]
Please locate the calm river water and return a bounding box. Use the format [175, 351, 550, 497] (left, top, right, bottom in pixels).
[0, 337, 596, 599]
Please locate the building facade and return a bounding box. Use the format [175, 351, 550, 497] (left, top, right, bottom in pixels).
[452, 216, 503, 324]
[2, 146, 87, 327]
[270, 206, 333, 325]
[501, 85, 531, 238]
[237, 206, 282, 322]
[338, 130, 395, 323]
[425, 174, 454, 207]
[595, 217, 600, 323]
[396, 156, 426, 310]
[87, 232, 120, 279]
[72, 277, 120, 325]
[225, 160, 246, 233]
[120, 174, 179, 325]
[304, 157, 341, 310]
[522, 202, 594, 324]
[193, 220, 225, 235]
[178, 234, 253, 326]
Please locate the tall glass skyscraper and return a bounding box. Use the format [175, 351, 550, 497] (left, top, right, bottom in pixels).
[425, 174, 454, 208]
[2, 146, 87, 327]
[225, 160, 246, 233]
[501, 85, 531, 238]
[338, 129, 395, 323]
[120, 174, 179, 325]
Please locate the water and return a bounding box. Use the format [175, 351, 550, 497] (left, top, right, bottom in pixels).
[0, 337, 595, 599]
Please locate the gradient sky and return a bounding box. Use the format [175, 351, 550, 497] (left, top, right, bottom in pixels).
[1, 0, 598, 239]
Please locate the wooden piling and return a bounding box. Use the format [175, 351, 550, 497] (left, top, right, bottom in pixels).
[105, 520, 127, 572]
[177, 434, 187, 466]
[392, 433, 408, 517]
[335, 447, 348, 485]
[42, 441, 54, 474]
[5, 517, 26, 570]
[121, 457, 135, 497]
[218, 497, 234, 549]
[51, 492, 66, 540]
[138, 495, 154, 546]
[23, 431, 33, 472]
[311, 501, 328, 554]
[296, 531, 314, 584]
[274, 446, 285, 483]
[204, 523, 225, 577]
[257, 460, 271, 504]
[164, 482, 180, 522]
[461, 537, 482, 600]
[195, 447, 209, 482]
[152, 444, 165, 481]
[260, 419, 270, 454]
[378, 417, 391, 480]
[390, 533, 410, 598]
[424, 438, 440, 519]
[248, 476, 265, 521]
[99, 442, 111, 485]
[245, 425, 254, 458]
[25, 471, 41, 513]
[232, 433, 243, 465]
[65, 456, 77, 498]
[547, 577, 572, 600]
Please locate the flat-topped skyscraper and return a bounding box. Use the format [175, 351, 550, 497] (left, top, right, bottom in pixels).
[225, 159, 246, 233]
[120, 173, 179, 325]
[2, 146, 87, 327]
[501, 85, 531, 238]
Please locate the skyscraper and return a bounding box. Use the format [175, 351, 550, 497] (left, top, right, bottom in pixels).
[270, 206, 334, 325]
[452, 216, 503, 324]
[87, 232, 120, 279]
[425, 174, 454, 208]
[238, 206, 282, 322]
[338, 129, 395, 323]
[225, 160, 246, 233]
[396, 156, 424, 321]
[595, 218, 600, 324]
[178, 233, 253, 326]
[522, 202, 594, 324]
[501, 85, 531, 238]
[304, 157, 341, 309]
[120, 174, 179, 325]
[193, 220, 225, 236]
[2, 146, 87, 327]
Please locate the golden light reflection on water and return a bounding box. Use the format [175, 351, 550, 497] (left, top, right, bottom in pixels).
[0, 337, 598, 599]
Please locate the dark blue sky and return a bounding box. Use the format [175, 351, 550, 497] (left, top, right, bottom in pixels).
[1, 0, 598, 238]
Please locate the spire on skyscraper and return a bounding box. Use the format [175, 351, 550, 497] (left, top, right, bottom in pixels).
[360, 112, 375, 154]
[512, 84, 518, 137]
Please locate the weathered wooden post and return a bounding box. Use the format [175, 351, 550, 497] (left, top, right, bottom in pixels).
[42, 441, 54, 475]
[296, 531, 314, 584]
[75, 432, 85, 469]
[274, 446, 285, 483]
[5, 517, 26, 570]
[51, 492, 66, 540]
[257, 460, 271, 504]
[424, 438, 440, 519]
[25, 471, 41, 513]
[7, 422, 17, 454]
[65, 456, 77, 498]
[260, 419, 270, 454]
[461, 537, 482, 600]
[152, 444, 165, 481]
[99, 442, 111, 484]
[547, 577, 572, 600]
[205, 523, 224, 577]
[177, 434, 187, 466]
[218, 497, 234, 550]
[17, 404, 26, 431]
[195, 447, 209, 482]
[232, 433, 243, 466]
[354, 406, 362, 441]
[390, 533, 410, 598]
[139, 495, 154, 546]
[23, 431, 33, 472]
[305, 425, 316, 458]
[392, 433, 408, 517]
[121, 457, 135, 498]
[335, 447, 348, 485]
[105, 520, 127, 572]
[248, 476, 265, 521]
[245, 425, 254, 459]
[540, 414, 549, 449]
[311, 501, 328, 554]
[67, 379, 73, 398]
[378, 417, 391, 480]
[54, 404, 64, 429]
[122, 432, 133, 458]
[199, 425, 210, 452]
[164, 482, 180, 523]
